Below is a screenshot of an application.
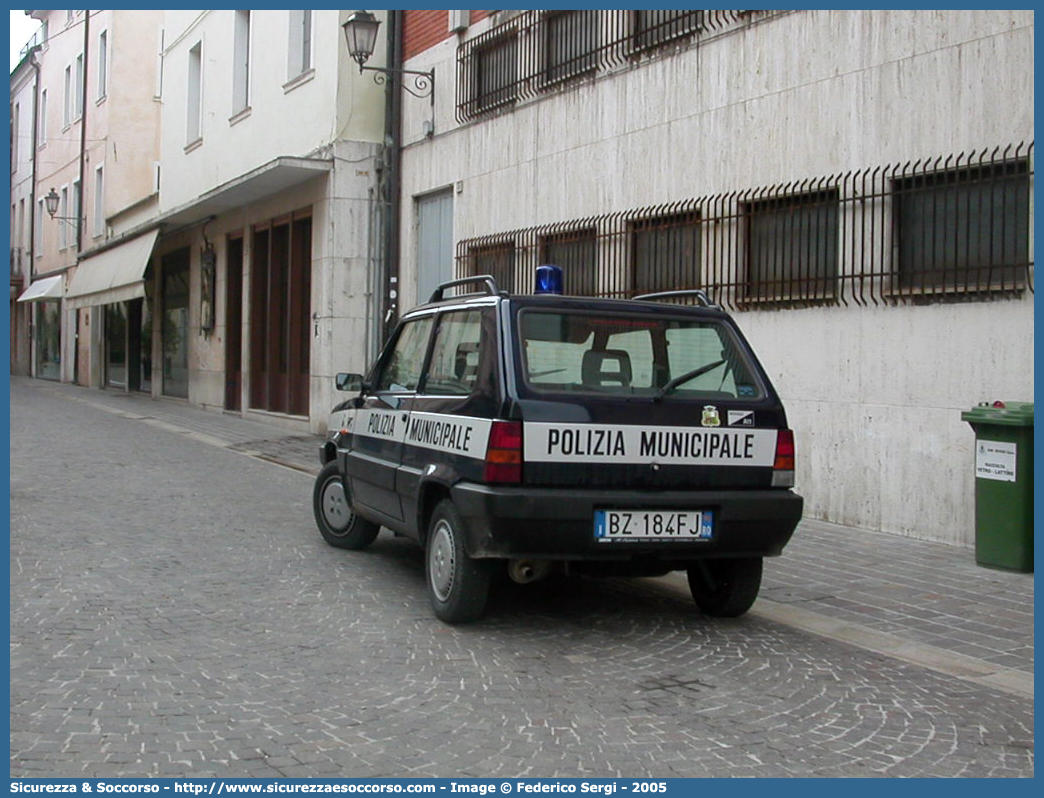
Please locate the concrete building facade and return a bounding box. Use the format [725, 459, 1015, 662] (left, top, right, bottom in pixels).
[9, 42, 38, 376]
[12, 10, 390, 434]
[12, 9, 164, 388]
[395, 10, 1035, 546]
[150, 10, 386, 429]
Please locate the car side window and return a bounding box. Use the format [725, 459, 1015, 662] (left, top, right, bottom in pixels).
[423, 310, 483, 396]
[375, 317, 433, 392]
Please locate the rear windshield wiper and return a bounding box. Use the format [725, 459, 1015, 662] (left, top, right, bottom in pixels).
[652, 359, 726, 401]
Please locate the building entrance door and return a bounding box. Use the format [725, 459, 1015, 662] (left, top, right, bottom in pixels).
[225, 235, 244, 411]
[249, 212, 311, 416]
[416, 189, 454, 304]
[35, 299, 62, 380]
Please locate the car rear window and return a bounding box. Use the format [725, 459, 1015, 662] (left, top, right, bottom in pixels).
[518, 309, 764, 400]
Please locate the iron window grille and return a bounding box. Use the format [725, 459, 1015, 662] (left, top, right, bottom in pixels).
[456, 10, 757, 123]
[540, 227, 599, 295]
[454, 143, 1033, 310]
[541, 10, 601, 87]
[630, 210, 702, 297]
[742, 187, 840, 303]
[631, 10, 703, 53]
[469, 30, 519, 115]
[893, 157, 1031, 295]
[466, 241, 517, 294]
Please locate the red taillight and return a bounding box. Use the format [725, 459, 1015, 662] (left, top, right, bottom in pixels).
[773, 429, 795, 471]
[484, 421, 523, 484]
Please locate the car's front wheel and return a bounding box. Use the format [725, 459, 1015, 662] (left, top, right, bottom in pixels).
[426, 500, 491, 624]
[312, 461, 380, 550]
[687, 557, 763, 617]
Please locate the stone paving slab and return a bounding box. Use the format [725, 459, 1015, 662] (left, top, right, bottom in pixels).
[9, 378, 1035, 777]
[15, 378, 1035, 690]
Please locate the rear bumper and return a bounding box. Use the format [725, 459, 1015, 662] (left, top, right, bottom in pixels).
[450, 483, 803, 562]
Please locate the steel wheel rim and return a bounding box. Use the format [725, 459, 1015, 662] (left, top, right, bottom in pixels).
[321, 476, 353, 535]
[428, 519, 456, 602]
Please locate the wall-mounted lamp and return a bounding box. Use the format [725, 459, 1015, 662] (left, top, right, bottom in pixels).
[342, 11, 436, 114]
[43, 187, 82, 222]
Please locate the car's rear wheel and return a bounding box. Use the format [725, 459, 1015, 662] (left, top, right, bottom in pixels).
[426, 499, 491, 624]
[687, 557, 763, 617]
[313, 461, 380, 550]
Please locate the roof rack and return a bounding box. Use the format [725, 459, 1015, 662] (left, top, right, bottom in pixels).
[633, 289, 719, 309]
[428, 274, 501, 303]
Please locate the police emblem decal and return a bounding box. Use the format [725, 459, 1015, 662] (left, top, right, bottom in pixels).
[701, 405, 721, 427]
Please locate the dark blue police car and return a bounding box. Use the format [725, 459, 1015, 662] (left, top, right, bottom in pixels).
[314, 270, 803, 623]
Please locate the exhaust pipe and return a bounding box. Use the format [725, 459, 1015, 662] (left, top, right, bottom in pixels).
[507, 559, 552, 584]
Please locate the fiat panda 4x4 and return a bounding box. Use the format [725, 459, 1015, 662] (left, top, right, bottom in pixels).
[314, 273, 803, 623]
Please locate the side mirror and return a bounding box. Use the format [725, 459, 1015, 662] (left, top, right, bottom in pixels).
[335, 372, 364, 392]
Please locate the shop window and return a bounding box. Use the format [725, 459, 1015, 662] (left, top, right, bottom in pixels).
[161, 248, 190, 398]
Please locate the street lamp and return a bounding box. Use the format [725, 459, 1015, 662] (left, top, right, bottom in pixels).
[43, 187, 81, 222]
[342, 10, 380, 69]
[342, 10, 435, 107]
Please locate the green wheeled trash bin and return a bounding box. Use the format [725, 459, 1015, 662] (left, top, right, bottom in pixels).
[961, 401, 1034, 572]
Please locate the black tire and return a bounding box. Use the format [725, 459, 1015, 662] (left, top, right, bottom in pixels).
[425, 499, 491, 624]
[687, 557, 763, 617]
[312, 461, 380, 550]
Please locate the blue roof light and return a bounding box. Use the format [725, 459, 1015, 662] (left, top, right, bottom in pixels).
[535, 264, 563, 295]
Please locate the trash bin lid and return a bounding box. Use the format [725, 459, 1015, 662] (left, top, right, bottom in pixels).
[961, 401, 1035, 427]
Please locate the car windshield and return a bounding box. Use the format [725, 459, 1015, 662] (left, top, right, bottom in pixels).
[518, 309, 764, 400]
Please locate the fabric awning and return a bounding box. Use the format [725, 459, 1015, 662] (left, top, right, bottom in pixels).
[16, 274, 64, 302]
[65, 229, 159, 310]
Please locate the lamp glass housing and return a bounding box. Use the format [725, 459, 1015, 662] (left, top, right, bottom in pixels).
[44, 188, 60, 218]
[343, 11, 380, 68]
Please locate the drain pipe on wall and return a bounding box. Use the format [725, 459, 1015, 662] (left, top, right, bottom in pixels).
[380, 9, 404, 344]
[28, 48, 41, 271]
[77, 11, 90, 254]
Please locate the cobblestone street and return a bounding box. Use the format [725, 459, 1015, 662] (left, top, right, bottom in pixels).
[9, 378, 1034, 778]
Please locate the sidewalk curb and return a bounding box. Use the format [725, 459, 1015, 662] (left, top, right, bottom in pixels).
[658, 573, 1034, 700]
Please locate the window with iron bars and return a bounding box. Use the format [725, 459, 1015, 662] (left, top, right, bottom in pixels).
[541, 10, 601, 86]
[455, 144, 1032, 308]
[631, 10, 703, 53]
[892, 158, 1030, 294]
[471, 31, 518, 114]
[743, 189, 840, 303]
[466, 241, 516, 293]
[456, 10, 752, 123]
[630, 211, 701, 296]
[540, 227, 599, 295]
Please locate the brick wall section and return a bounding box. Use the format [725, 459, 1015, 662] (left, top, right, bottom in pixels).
[403, 10, 491, 60]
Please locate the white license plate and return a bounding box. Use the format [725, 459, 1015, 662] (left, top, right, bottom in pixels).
[594, 510, 713, 542]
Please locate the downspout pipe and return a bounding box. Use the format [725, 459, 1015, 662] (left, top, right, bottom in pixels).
[77, 11, 90, 253]
[26, 47, 42, 379]
[381, 9, 404, 342]
[28, 47, 41, 270]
